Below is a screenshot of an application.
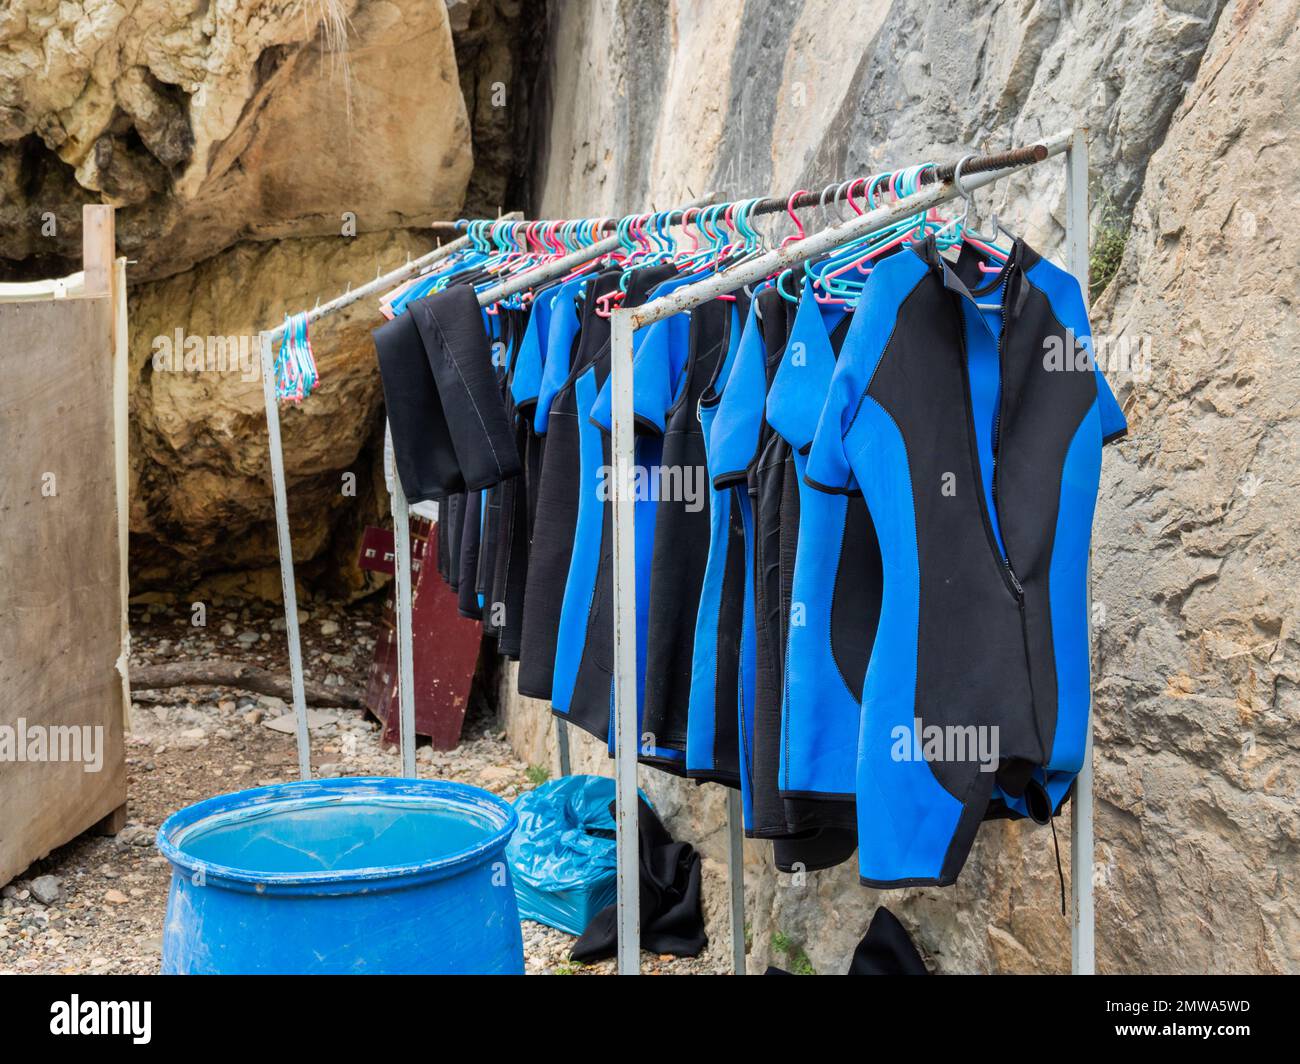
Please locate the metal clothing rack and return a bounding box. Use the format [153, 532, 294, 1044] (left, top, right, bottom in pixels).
[257, 128, 1095, 976]
[606, 127, 1091, 974]
[259, 223, 503, 782]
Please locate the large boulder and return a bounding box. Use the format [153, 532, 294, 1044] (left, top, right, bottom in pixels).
[127, 227, 432, 599]
[0, 0, 472, 280]
[1, 1, 496, 595]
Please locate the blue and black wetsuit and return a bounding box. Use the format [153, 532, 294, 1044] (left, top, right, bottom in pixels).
[510, 279, 568, 533]
[483, 306, 534, 658]
[737, 290, 802, 836]
[635, 294, 745, 773]
[517, 271, 621, 700]
[547, 264, 680, 737]
[684, 294, 753, 786]
[699, 281, 856, 870]
[806, 236, 1126, 887]
[576, 273, 716, 771]
[761, 280, 868, 872]
[471, 304, 529, 628]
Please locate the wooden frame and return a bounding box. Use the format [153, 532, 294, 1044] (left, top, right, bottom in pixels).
[0, 205, 129, 885]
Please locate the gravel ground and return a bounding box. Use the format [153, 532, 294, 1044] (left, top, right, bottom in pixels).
[0, 597, 724, 975]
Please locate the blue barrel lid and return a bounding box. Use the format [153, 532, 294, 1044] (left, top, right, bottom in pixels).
[156, 776, 518, 895]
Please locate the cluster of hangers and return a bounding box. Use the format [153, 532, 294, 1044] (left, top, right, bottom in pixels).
[394, 153, 1018, 317]
[267, 153, 1022, 401]
[786, 155, 1018, 309]
[273, 313, 319, 402]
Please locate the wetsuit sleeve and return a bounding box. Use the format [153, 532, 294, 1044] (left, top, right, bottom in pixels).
[590, 374, 612, 431]
[805, 361, 860, 494]
[1062, 282, 1128, 444]
[591, 316, 679, 436]
[1024, 257, 1129, 445]
[708, 300, 767, 486]
[1095, 363, 1128, 444]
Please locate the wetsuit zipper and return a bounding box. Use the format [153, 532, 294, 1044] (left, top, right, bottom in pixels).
[988, 270, 1024, 602]
[953, 285, 1021, 603]
[987, 268, 1052, 765]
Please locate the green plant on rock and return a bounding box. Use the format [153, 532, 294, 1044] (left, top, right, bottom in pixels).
[525, 764, 549, 787]
[771, 930, 816, 975]
[1089, 186, 1129, 301]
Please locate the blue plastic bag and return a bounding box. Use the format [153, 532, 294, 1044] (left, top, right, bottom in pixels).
[507, 775, 647, 936]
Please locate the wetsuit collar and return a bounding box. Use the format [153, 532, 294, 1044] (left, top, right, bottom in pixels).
[911, 233, 1037, 321]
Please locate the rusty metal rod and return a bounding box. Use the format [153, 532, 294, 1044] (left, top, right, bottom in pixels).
[470, 138, 1053, 236]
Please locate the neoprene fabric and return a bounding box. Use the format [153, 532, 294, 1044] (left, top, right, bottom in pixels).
[408, 284, 521, 492]
[570, 797, 707, 962]
[373, 311, 464, 503]
[375, 283, 520, 504]
[399, 231, 1126, 900]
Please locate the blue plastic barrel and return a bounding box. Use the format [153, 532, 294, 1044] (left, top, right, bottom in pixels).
[156, 777, 524, 974]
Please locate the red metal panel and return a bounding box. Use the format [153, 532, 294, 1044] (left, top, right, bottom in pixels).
[363, 518, 482, 750]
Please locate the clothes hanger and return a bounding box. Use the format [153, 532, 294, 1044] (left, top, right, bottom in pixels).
[768, 189, 824, 302]
[770, 178, 858, 304]
[674, 202, 729, 276]
[713, 201, 749, 302]
[808, 167, 938, 304]
[380, 218, 484, 312]
[949, 156, 1014, 310]
[274, 312, 318, 402]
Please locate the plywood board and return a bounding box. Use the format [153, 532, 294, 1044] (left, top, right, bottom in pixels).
[0, 293, 127, 885]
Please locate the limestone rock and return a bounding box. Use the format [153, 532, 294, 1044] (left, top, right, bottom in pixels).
[127, 227, 429, 596]
[496, 0, 1296, 975]
[534, 0, 1228, 240]
[28, 875, 62, 906]
[1088, 0, 1300, 975]
[0, 0, 472, 279]
[0, 1, 546, 594]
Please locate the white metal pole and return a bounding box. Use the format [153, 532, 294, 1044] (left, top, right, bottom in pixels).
[263, 216, 523, 343]
[609, 307, 642, 975]
[726, 789, 746, 974]
[477, 232, 625, 307]
[260, 221, 510, 783]
[259, 332, 313, 780]
[556, 719, 572, 777]
[388, 428, 418, 778]
[1065, 127, 1097, 975]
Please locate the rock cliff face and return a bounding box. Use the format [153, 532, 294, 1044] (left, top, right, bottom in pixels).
[2, 0, 542, 595]
[0, 0, 471, 280]
[496, 0, 1299, 974]
[1088, 0, 1299, 974]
